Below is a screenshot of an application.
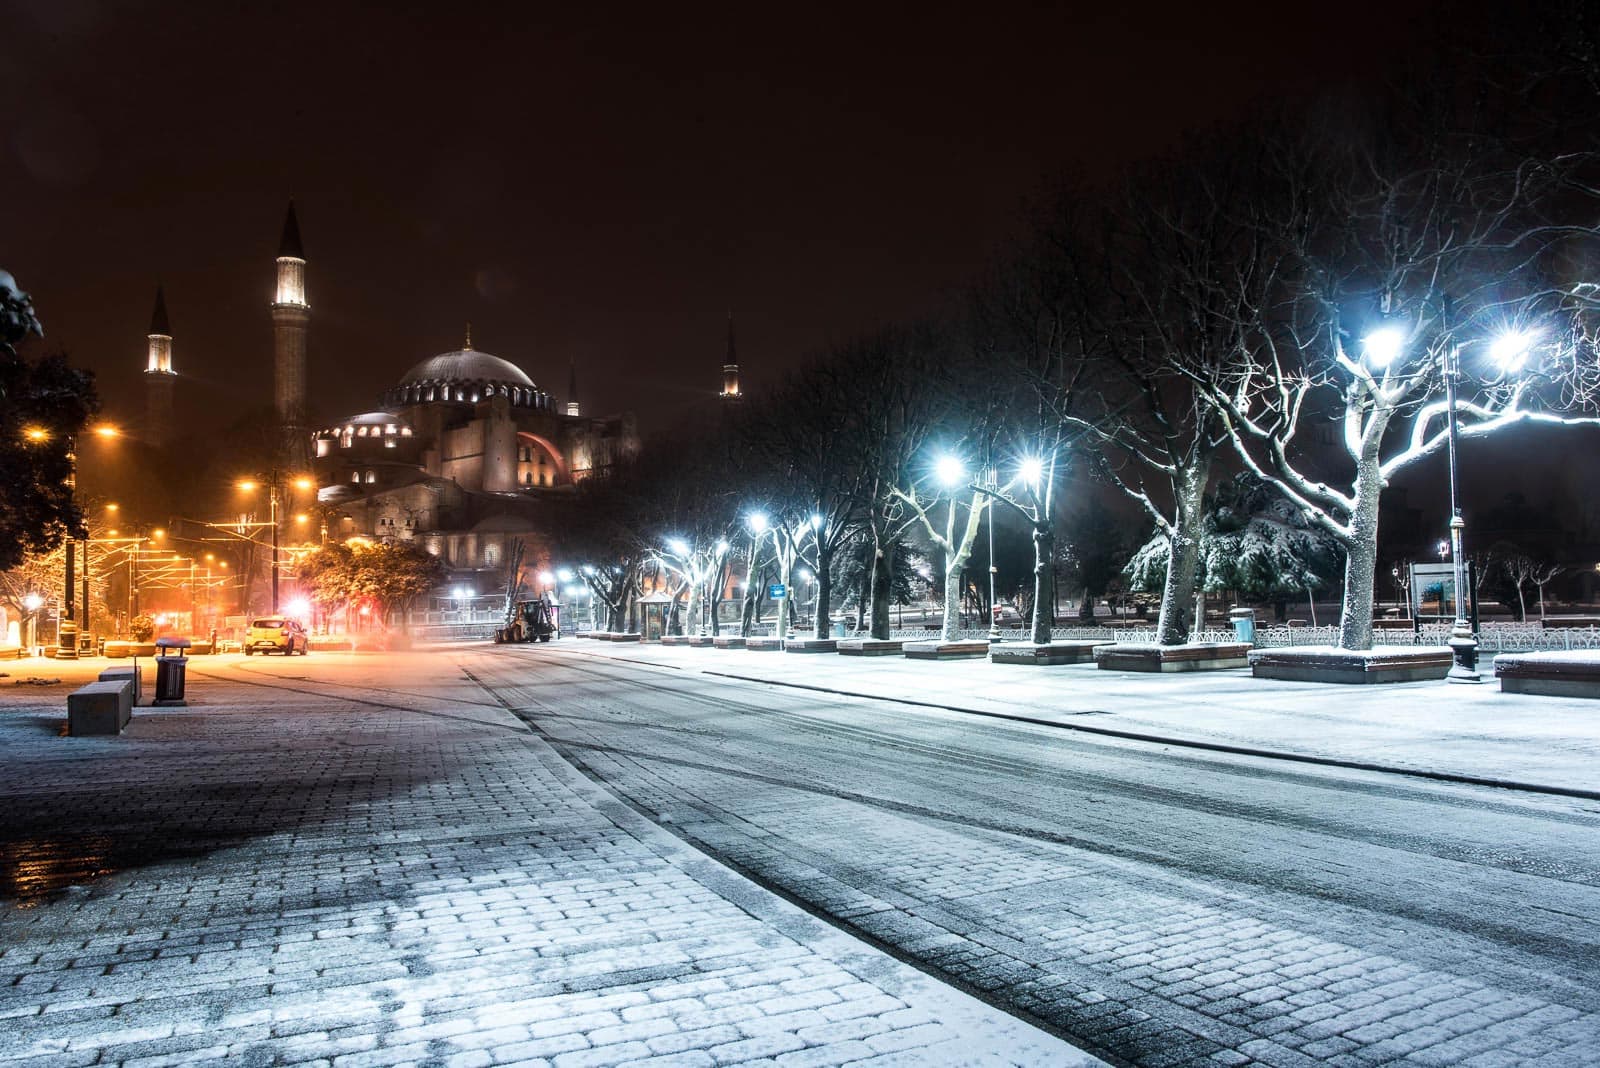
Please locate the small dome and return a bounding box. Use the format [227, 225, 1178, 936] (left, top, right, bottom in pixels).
[399, 349, 534, 389]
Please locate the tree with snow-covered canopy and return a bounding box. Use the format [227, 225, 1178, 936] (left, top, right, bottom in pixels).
[1193, 92, 1600, 652]
[1124, 472, 1345, 616]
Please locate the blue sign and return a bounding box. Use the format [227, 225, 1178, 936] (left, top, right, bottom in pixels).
[768, 583, 787, 599]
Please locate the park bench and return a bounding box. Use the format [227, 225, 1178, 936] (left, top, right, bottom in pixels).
[1095, 641, 1252, 672]
[903, 639, 990, 660]
[836, 638, 904, 656]
[1248, 646, 1452, 684]
[67, 679, 134, 736]
[1493, 650, 1600, 697]
[991, 640, 1115, 666]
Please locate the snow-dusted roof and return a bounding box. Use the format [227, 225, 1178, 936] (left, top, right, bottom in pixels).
[398, 349, 534, 389]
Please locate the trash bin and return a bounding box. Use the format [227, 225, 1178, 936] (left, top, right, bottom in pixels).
[154, 637, 192, 706]
[832, 619, 847, 638]
[1229, 606, 1256, 644]
[56, 621, 79, 660]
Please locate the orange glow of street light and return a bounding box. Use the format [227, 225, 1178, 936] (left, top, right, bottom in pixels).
[236, 479, 258, 492]
[23, 426, 48, 442]
[92, 424, 120, 439]
[152, 528, 166, 539]
[293, 477, 314, 491]
[295, 513, 309, 524]
[105, 503, 119, 512]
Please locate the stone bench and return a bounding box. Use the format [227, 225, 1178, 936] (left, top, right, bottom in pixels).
[746, 636, 785, 651]
[598, 632, 642, 643]
[661, 635, 694, 646]
[712, 636, 746, 649]
[837, 638, 904, 656]
[0, 643, 23, 660]
[1249, 645, 1452, 684]
[98, 665, 142, 706]
[903, 639, 990, 661]
[784, 638, 838, 654]
[1095, 642, 1252, 673]
[1493, 650, 1600, 697]
[991, 640, 1114, 666]
[68, 679, 134, 736]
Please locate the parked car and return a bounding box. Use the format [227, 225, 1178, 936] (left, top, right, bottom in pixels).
[992, 603, 1023, 626]
[244, 616, 309, 655]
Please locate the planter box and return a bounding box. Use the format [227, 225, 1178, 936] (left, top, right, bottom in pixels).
[661, 635, 694, 646]
[784, 639, 838, 654]
[903, 639, 990, 661]
[991, 640, 1115, 666]
[837, 638, 904, 656]
[746, 636, 785, 651]
[599, 632, 642, 643]
[1248, 645, 1451, 684]
[712, 636, 746, 649]
[685, 635, 714, 647]
[1493, 650, 1600, 697]
[1096, 641, 1251, 672]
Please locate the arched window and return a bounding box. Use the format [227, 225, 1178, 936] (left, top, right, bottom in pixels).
[365, 470, 377, 484]
[350, 471, 360, 484]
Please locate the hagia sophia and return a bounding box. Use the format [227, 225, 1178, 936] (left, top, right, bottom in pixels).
[134, 203, 741, 598]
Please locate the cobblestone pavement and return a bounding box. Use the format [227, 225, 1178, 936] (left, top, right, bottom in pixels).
[467, 645, 1600, 1067]
[0, 654, 1096, 1067]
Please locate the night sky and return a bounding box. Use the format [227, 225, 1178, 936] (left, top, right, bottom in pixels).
[5, 0, 1430, 437]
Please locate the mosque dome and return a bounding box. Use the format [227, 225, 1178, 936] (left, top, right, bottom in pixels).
[398, 348, 534, 389]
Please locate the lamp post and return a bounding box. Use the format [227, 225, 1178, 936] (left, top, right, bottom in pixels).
[238, 471, 315, 615]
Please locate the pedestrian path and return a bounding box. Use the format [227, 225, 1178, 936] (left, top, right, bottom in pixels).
[557, 639, 1600, 795]
[0, 657, 1098, 1067]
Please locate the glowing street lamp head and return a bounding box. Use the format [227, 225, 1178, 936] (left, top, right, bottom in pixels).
[935, 455, 965, 487]
[715, 539, 729, 554]
[293, 477, 315, 491]
[92, 424, 120, 439]
[1361, 326, 1406, 367]
[556, 568, 574, 582]
[22, 593, 42, 611]
[1489, 329, 1537, 373]
[23, 426, 48, 443]
[667, 537, 690, 556]
[152, 528, 166, 539]
[537, 570, 555, 586]
[810, 513, 823, 530]
[747, 512, 769, 534]
[105, 502, 119, 513]
[286, 597, 311, 618]
[236, 479, 258, 492]
[1018, 456, 1044, 486]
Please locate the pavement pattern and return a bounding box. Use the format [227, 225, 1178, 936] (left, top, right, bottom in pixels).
[0, 654, 1095, 1067]
[467, 642, 1600, 1068]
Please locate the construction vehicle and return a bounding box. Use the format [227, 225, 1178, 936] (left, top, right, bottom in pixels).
[493, 539, 558, 643]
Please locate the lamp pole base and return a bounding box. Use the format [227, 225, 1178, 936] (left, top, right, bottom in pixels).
[1447, 632, 1480, 684]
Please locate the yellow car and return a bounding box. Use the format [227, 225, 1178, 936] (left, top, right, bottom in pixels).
[244, 616, 309, 655]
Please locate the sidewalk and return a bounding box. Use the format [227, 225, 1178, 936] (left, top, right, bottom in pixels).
[0, 658, 1097, 1067]
[562, 640, 1600, 796]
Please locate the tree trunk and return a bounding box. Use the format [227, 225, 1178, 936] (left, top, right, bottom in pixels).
[1336, 461, 1382, 650]
[814, 543, 832, 640]
[1030, 523, 1054, 645]
[870, 542, 894, 640]
[1155, 467, 1207, 646]
[1516, 584, 1527, 622]
[941, 566, 964, 640]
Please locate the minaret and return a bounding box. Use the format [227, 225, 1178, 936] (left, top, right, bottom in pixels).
[565, 360, 580, 417]
[271, 200, 311, 468]
[144, 285, 176, 447]
[720, 313, 741, 399]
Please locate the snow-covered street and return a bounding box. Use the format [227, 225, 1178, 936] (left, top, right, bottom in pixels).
[474, 643, 1600, 1065]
